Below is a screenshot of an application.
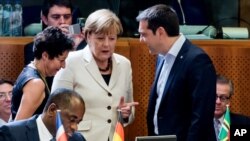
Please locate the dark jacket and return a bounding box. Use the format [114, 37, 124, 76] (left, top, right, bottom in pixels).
[147, 39, 216, 141]
[0, 115, 85, 141]
[231, 112, 250, 125]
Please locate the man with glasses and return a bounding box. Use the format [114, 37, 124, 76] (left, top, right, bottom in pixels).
[0, 79, 13, 126]
[214, 74, 250, 140]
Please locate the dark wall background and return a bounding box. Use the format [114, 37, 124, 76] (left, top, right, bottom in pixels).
[22, 0, 240, 37]
[240, 0, 250, 30]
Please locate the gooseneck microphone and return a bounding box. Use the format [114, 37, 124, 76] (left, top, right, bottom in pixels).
[177, 0, 186, 25]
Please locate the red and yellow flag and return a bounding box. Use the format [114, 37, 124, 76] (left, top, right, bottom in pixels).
[112, 110, 124, 141]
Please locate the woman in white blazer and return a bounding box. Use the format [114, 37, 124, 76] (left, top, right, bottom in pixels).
[51, 9, 138, 141]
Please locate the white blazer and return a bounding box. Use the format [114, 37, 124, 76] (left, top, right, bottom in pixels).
[52, 46, 135, 141]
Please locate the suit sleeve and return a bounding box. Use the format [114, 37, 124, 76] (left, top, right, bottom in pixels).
[0, 125, 15, 141]
[186, 53, 216, 141]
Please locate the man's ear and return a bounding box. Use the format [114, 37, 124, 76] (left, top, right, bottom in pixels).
[41, 15, 49, 26]
[157, 27, 167, 36]
[48, 103, 57, 116]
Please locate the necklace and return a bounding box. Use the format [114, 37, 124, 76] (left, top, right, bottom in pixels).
[98, 59, 111, 72]
[98, 64, 110, 71]
[37, 69, 51, 94]
[32, 61, 51, 93]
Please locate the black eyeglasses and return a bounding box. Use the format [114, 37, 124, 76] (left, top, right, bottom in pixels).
[216, 95, 230, 102]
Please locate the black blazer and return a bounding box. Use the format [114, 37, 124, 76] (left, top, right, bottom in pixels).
[231, 112, 250, 125]
[0, 115, 85, 141]
[147, 39, 216, 141]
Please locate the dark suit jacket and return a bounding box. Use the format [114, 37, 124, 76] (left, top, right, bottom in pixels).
[231, 112, 250, 125]
[0, 115, 85, 141]
[147, 39, 216, 141]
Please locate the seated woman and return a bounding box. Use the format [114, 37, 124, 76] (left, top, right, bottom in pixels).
[11, 26, 74, 121]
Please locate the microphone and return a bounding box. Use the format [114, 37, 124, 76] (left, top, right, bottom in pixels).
[196, 25, 210, 34]
[177, 0, 186, 25]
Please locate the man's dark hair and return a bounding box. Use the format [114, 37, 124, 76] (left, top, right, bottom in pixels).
[41, 0, 73, 29]
[42, 0, 73, 17]
[0, 79, 14, 86]
[136, 4, 179, 36]
[33, 26, 74, 60]
[217, 74, 234, 98]
[43, 88, 85, 111]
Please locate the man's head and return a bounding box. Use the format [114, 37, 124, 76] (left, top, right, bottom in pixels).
[136, 4, 179, 36]
[214, 74, 234, 119]
[0, 79, 13, 122]
[41, 0, 73, 28]
[136, 4, 180, 55]
[42, 88, 85, 138]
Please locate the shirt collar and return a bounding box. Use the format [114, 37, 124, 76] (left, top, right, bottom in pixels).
[160, 34, 185, 60]
[214, 115, 224, 124]
[168, 33, 185, 57]
[0, 118, 7, 125]
[36, 115, 53, 140]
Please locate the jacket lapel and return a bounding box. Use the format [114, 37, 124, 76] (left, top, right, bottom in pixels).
[148, 56, 165, 117]
[108, 56, 120, 90]
[85, 60, 110, 91]
[25, 115, 40, 141]
[160, 40, 189, 102]
[152, 56, 165, 91]
[149, 57, 165, 105]
[83, 46, 110, 91]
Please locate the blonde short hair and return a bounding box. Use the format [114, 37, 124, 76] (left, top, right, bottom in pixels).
[84, 9, 123, 36]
